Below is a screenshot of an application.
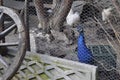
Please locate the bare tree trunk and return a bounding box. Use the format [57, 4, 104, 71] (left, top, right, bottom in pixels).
[34, 0, 73, 34]
[52, 0, 73, 31]
[34, 0, 50, 34]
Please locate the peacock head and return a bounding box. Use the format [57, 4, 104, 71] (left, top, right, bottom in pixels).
[77, 25, 85, 43]
[77, 25, 84, 35]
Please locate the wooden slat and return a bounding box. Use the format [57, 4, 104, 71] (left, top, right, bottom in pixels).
[3, 0, 25, 10]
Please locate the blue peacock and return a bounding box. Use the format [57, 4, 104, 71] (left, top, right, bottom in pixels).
[77, 25, 93, 64]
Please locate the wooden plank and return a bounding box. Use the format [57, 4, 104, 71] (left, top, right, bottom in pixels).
[3, 0, 25, 10]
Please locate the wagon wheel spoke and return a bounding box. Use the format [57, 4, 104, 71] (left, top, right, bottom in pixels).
[0, 55, 8, 68]
[0, 24, 16, 39]
[0, 42, 18, 46]
[0, 12, 4, 21]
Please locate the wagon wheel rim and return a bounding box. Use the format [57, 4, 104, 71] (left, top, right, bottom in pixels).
[0, 6, 26, 80]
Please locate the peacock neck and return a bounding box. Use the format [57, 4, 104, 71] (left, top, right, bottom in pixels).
[78, 32, 86, 45]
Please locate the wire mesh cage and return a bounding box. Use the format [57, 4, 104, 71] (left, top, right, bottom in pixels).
[76, 0, 120, 80]
[2, 0, 120, 80]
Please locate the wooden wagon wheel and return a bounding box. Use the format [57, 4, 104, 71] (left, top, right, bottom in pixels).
[0, 6, 26, 80]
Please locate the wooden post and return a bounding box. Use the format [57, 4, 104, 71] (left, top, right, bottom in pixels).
[24, 0, 31, 51]
[0, 0, 3, 5]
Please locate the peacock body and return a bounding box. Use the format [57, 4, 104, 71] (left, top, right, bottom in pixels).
[77, 27, 93, 64]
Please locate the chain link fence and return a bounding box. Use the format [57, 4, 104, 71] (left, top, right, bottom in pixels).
[3, 0, 120, 80]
